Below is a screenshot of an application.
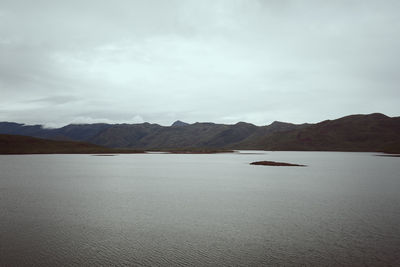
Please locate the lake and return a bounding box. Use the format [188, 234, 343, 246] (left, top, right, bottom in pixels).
[0, 151, 399, 266]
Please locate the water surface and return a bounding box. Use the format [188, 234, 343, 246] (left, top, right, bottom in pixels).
[1, 152, 399, 266]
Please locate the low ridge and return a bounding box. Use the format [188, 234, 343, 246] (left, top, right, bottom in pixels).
[0, 134, 144, 154]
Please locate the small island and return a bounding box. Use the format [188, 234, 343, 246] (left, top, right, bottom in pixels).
[250, 161, 306, 167]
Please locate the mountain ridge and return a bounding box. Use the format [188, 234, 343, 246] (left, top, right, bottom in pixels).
[1, 113, 399, 153]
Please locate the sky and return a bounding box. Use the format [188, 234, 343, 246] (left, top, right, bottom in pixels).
[1, 0, 399, 127]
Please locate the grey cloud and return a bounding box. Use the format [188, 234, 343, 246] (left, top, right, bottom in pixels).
[26, 95, 78, 105]
[0, 0, 399, 126]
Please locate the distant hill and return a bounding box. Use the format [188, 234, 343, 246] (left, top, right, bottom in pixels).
[252, 113, 400, 153]
[0, 122, 45, 136]
[0, 134, 143, 154]
[231, 121, 310, 149]
[1, 113, 399, 153]
[0, 122, 112, 141]
[0, 120, 297, 149]
[87, 121, 306, 149]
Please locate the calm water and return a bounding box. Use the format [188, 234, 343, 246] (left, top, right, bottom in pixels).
[0, 151, 399, 266]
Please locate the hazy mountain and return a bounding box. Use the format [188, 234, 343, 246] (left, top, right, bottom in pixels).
[0, 122, 111, 141]
[49, 123, 112, 141]
[1, 113, 399, 153]
[0, 122, 45, 136]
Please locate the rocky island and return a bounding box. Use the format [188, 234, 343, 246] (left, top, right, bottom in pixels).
[250, 161, 306, 167]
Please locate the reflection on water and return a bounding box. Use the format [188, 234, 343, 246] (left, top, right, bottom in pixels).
[1, 152, 399, 266]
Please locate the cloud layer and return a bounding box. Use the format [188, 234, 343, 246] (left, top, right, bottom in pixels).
[1, 0, 399, 127]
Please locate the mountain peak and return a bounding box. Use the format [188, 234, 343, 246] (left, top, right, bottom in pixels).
[171, 120, 189, 127]
[368, 113, 389, 119]
[269, 121, 293, 127]
[270, 120, 287, 125]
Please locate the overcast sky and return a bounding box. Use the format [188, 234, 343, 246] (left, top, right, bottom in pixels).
[1, 0, 399, 127]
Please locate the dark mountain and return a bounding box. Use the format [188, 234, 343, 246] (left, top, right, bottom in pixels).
[171, 120, 189, 127]
[90, 123, 164, 148]
[0, 134, 143, 154]
[90, 122, 234, 149]
[48, 123, 112, 141]
[253, 113, 400, 153]
[0, 122, 45, 136]
[1, 113, 399, 153]
[233, 121, 310, 149]
[201, 122, 259, 148]
[0, 122, 111, 141]
[0, 121, 268, 149]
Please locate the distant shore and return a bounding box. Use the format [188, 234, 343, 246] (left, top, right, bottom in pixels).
[147, 149, 235, 154]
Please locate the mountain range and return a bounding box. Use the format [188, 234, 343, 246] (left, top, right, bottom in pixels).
[1, 113, 399, 153]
